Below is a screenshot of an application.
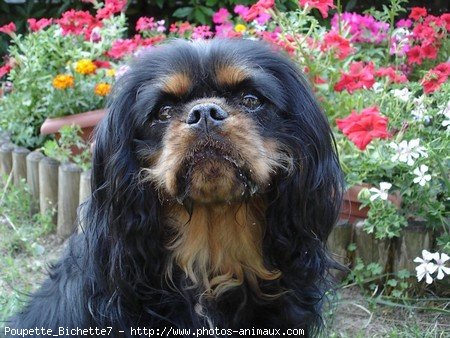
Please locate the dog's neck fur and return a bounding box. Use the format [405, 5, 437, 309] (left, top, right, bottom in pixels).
[164, 198, 281, 297]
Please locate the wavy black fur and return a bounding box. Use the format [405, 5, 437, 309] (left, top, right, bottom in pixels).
[4, 39, 343, 338]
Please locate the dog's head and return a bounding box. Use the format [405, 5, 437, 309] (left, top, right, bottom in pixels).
[89, 39, 343, 302]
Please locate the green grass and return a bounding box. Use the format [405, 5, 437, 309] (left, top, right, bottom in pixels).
[0, 174, 54, 321]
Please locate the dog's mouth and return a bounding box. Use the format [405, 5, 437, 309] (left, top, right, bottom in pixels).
[176, 138, 257, 204]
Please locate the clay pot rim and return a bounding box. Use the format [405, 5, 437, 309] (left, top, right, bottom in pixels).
[40, 109, 107, 136]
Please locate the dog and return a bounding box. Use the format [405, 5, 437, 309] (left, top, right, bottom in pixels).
[5, 39, 343, 337]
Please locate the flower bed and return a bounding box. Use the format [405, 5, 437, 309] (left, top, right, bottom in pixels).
[0, 0, 449, 288]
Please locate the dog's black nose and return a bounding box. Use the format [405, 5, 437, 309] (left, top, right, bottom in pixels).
[186, 103, 228, 131]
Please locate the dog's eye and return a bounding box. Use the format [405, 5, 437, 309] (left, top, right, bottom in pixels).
[158, 106, 172, 121]
[241, 94, 261, 111]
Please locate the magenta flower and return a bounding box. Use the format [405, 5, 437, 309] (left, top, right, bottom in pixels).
[331, 12, 389, 44]
[213, 8, 230, 25]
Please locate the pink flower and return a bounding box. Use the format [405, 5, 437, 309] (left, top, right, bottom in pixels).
[321, 31, 353, 60]
[334, 61, 375, 93]
[96, 0, 127, 20]
[0, 22, 16, 36]
[256, 12, 272, 25]
[27, 18, 53, 32]
[299, 0, 335, 18]
[215, 23, 234, 38]
[336, 106, 390, 150]
[213, 8, 230, 25]
[136, 17, 156, 32]
[192, 25, 214, 39]
[396, 19, 412, 28]
[106, 39, 137, 59]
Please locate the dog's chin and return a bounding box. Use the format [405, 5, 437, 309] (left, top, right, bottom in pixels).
[177, 150, 255, 204]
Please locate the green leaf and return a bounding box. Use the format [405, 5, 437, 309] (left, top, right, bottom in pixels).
[172, 7, 194, 19]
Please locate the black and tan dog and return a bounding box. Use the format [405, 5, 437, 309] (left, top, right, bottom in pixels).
[6, 39, 343, 337]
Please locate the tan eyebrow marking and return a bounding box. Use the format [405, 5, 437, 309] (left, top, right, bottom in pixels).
[162, 72, 192, 97]
[216, 65, 249, 87]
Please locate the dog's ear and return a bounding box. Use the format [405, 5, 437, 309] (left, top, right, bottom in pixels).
[84, 71, 165, 308]
[263, 57, 343, 276]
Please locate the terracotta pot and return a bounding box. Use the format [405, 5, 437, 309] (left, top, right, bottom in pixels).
[40, 109, 106, 143]
[339, 184, 401, 223]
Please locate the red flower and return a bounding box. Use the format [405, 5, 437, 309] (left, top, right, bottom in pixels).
[435, 62, 450, 76]
[421, 62, 450, 94]
[299, 0, 335, 19]
[441, 13, 450, 31]
[58, 10, 97, 37]
[421, 44, 438, 60]
[336, 106, 390, 150]
[334, 61, 375, 93]
[93, 60, 111, 69]
[375, 66, 407, 84]
[406, 45, 422, 65]
[106, 39, 137, 59]
[96, 0, 127, 20]
[321, 31, 353, 60]
[27, 18, 52, 32]
[0, 64, 11, 79]
[243, 0, 274, 22]
[409, 7, 427, 21]
[0, 22, 16, 36]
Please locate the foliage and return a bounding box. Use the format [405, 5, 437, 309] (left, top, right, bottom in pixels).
[0, 4, 126, 148]
[42, 125, 91, 171]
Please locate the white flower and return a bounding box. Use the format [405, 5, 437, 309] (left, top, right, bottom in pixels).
[438, 102, 450, 129]
[390, 139, 428, 166]
[414, 250, 438, 284]
[410, 96, 429, 121]
[435, 253, 450, 280]
[413, 165, 431, 186]
[391, 88, 411, 102]
[368, 182, 392, 201]
[372, 82, 383, 93]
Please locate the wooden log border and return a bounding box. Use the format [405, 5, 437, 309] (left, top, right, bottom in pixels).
[0, 139, 439, 281]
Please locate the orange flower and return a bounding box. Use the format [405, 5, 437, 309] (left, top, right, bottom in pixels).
[75, 59, 97, 75]
[52, 74, 74, 89]
[94, 83, 111, 96]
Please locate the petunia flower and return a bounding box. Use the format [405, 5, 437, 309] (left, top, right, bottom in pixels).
[336, 106, 390, 150]
[413, 165, 431, 186]
[368, 182, 392, 201]
[299, 0, 336, 19]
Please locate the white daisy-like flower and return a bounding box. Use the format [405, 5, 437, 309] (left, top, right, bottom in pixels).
[372, 82, 384, 93]
[368, 182, 392, 201]
[435, 253, 450, 280]
[414, 250, 438, 284]
[391, 88, 411, 102]
[413, 165, 431, 186]
[390, 139, 428, 166]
